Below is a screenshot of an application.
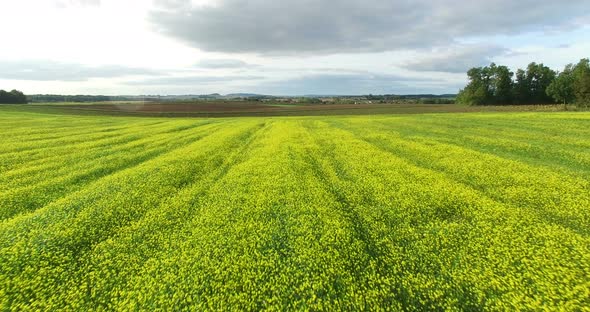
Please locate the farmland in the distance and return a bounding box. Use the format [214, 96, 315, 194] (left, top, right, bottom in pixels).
[0, 108, 589, 310]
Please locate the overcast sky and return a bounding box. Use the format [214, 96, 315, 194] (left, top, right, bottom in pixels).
[0, 0, 589, 95]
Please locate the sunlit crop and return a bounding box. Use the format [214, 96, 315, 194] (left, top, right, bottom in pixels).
[0, 110, 589, 310]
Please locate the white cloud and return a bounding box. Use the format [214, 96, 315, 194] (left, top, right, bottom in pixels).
[54, 0, 101, 8]
[0, 0, 588, 95]
[0, 60, 161, 81]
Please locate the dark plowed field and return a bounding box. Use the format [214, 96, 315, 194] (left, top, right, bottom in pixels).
[13, 102, 567, 117]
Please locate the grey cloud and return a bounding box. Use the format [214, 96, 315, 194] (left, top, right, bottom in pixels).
[125, 75, 264, 86]
[402, 45, 509, 73]
[149, 0, 590, 54]
[0, 60, 160, 81]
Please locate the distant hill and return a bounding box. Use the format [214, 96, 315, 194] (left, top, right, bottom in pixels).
[225, 93, 269, 98]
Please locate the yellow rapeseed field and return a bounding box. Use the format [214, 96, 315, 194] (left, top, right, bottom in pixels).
[0, 109, 588, 310]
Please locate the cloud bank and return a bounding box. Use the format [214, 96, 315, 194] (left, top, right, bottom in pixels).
[402, 45, 510, 73]
[150, 0, 590, 54]
[195, 58, 252, 69]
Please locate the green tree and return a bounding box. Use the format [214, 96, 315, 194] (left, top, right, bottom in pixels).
[512, 69, 529, 104]
[528, 62, 557, 104]
[10, 90, 28, 104]
[489, 63, 513, 104]
[0, 90, 8, 104]
[572, 58, 590, 107]
[0, 89, 28, 104]
[457, 67, 492, 105]
[457, 63, 513, 105]
[513, 63, 556, 104]
[547, 64, 575, 108]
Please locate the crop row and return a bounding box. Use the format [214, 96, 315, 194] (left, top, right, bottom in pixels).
[0, 111, 588, 310]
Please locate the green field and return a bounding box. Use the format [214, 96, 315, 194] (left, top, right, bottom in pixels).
[0, 108, 589, 310]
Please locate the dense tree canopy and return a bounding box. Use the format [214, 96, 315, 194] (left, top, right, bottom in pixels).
[0, 90, 27, 104]
[514, 63, 556, 104]
[458, 59, 589, 107]
[456, 63, 514, 105]
[572, 58, 590, 107]
[547, 64, 575, 106]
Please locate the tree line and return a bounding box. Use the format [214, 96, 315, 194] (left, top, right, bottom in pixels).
[0, 90, 27, 104]
[457, 58, 590, 107]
